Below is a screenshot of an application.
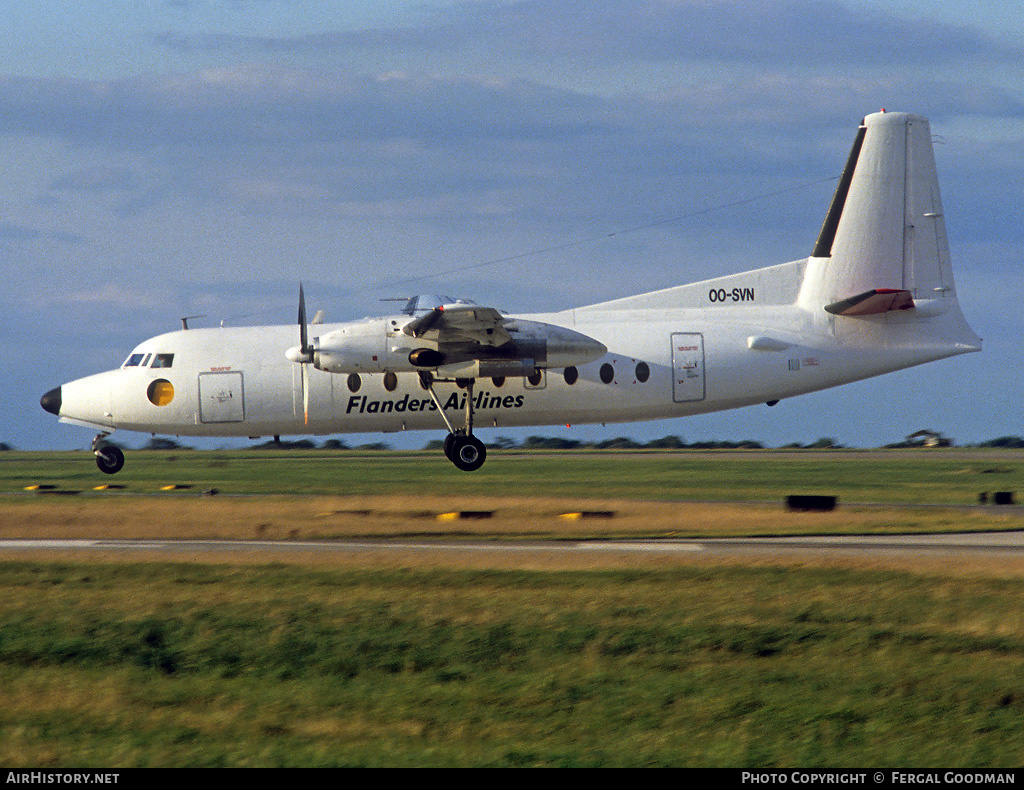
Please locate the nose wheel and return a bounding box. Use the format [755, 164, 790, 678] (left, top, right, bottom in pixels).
[92, 433, 125, 475]
[96, 446, 125, 474]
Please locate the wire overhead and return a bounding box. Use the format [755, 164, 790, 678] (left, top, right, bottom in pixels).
[353, 175, 840, 297]
[224, 175, 838, 324]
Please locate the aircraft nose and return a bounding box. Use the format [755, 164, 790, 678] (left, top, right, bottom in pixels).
[40, 387, 62, 416]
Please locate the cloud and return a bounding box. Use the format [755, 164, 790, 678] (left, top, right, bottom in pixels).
[52, 282, 162, 309]
[0, 222, 41, 242]
[50, 165, 141, 193]
[0, 221, 84, 245]
[0, 67, 606, 150]
[488, 0, 1019, 67]
[0, 68, 619, 223]
[2, 58, 1019, 251]
[152, 0, 1022, 70]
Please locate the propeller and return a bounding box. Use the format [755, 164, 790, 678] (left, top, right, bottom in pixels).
[285, 283, 314, 425]
[298, 283, 312, 360]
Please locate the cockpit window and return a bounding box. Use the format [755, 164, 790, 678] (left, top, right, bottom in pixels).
[151, 353, 175, 369]
[123, 353, 146, 368]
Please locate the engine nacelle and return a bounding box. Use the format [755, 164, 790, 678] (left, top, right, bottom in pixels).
[505, 320, 607, 368]
[309, 320, 446, 374]
[408, 348, 446, 368]
[290, 314, 606, 376]
[311, 319, 393, 374]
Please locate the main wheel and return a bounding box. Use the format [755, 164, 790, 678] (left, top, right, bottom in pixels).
[449, 435, 486, 472]
[95, 446, 125, 475]
[443, 432, 457, 460]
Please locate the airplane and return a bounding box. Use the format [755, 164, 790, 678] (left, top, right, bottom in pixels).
[40, 111, 981, 474]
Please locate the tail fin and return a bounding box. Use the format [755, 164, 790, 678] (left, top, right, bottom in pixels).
[800, 111, 962, 316]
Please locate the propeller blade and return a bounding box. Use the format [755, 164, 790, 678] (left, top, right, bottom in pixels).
[302, 362, 310, 426]
[291, 283, 311, 425]
[298, 283, 310, 356]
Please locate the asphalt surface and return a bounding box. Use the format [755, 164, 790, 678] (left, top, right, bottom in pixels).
[3, 531, 1024, 561]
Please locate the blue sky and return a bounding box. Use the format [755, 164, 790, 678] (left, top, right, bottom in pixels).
[3, 0, 1022, 450]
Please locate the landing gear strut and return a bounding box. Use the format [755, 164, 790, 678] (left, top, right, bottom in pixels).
[92, 432, 125, 475]
[424, 373, 487, 472]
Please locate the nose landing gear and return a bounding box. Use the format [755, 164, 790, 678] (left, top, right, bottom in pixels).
[92, 433, 125, 475]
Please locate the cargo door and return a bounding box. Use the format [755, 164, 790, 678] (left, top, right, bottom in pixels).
[671, 333, 705, 402]
[198, 371, 245, 423]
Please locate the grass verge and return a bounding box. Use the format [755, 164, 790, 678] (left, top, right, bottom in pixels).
[1, 494, 1022, 542]
[3, 448, 1024, 503]
[2, 561, 1024, 766]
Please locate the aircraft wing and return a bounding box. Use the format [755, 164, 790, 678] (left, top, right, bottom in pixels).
[402, 304, 513, 347]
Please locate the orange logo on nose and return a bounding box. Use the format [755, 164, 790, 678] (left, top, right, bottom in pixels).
[147, 379, 174, 406]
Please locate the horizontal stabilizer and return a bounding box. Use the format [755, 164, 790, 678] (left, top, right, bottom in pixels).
[824, 288, 915, 316]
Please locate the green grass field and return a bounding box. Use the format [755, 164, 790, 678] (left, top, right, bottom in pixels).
[2, 561, 1024, 767]
[3, 447, 1023, 503]
[2, 449, 1024, 766]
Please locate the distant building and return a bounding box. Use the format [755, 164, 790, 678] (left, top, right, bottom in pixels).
[905, 430, 951, 448]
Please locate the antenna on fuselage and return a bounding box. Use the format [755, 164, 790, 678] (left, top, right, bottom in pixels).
[180, 315, 206, 330]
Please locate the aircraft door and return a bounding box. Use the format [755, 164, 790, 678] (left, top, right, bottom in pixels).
[671, 333, 705, 402]
[198, 372, 245, 423]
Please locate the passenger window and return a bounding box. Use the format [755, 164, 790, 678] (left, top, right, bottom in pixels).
[123, 353, 145, 368]
[152, 353, 175, 369]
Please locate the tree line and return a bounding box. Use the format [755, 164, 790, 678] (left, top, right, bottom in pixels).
[5, 435, 1024, 453]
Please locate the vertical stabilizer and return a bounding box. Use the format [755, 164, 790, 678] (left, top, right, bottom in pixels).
[800, 112, 959, 312]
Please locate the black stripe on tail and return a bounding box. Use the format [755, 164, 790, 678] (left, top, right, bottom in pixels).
[811, 122, 867, 258]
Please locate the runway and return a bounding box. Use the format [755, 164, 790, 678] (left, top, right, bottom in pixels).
[3, 531, 1024, 561]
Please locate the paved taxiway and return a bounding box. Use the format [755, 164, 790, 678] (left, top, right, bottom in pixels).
[3, 531, 1024, 561]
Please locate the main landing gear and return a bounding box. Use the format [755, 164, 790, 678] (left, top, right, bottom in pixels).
[444, 432, 487, 472]
[93, 432, 125, 475]
[422, 372, 487, 472]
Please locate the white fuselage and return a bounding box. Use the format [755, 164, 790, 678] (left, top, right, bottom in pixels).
[56, 276, 976, 441]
